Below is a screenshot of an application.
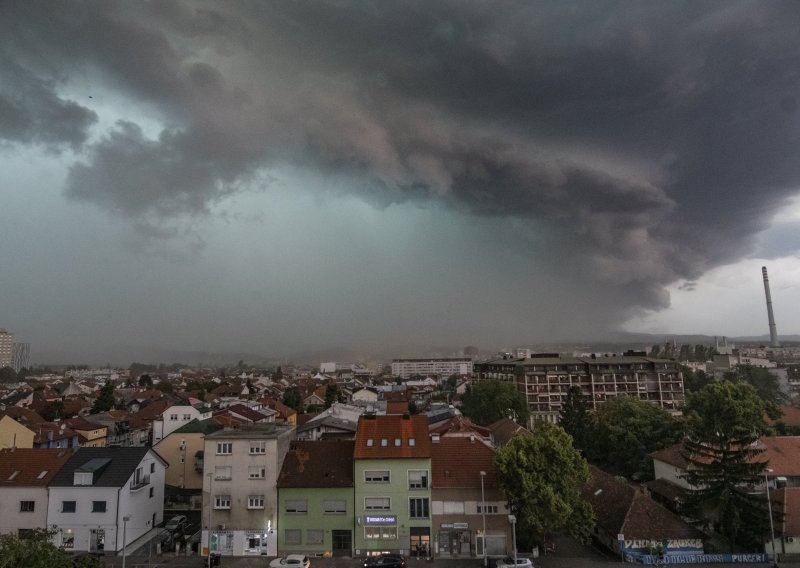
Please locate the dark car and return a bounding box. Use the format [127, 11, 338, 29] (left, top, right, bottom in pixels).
[363, 553, 406, 568]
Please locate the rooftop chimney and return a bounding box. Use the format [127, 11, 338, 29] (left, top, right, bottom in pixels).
[762, 266, 781, 348]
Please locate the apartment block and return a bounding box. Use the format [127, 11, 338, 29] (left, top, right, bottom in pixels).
[391, 358, 473, 380]
[474, 353, 684, 424]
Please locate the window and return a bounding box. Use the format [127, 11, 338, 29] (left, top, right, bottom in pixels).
[394, 438, 401, 446]
[285, 529, 301, 544]
[248, 495, 265, 509]
[324, 500, 346, 514]
[408, 470, 428, 489]
[61, 529, 74, 549]
[37, 470, 48, 479]
[381, 438, 388, 447]
[249, 441, 266, 454]
[92, 501, 107, 513]
[214, 495, 231, 509]
[215, 466, 232, 480]
[477, 504, 499, 514]
[365, 526, 397, 540]
[62, 501, 76, 513]
[170, 414, 178, 421]
[150, 462, 155, 473]
[364, 497, 391, 511]
[307, 529, 324, 544]
[149, 487, 154, 498]
[8, 470, 20, 481]
[365, 470, 390, 483]
[366, 439, 374, 447]
[285, 499, 308, 513]
[74, 471, 93, 486]
[216, 442, 232, 455]
[409, 497, 429, 519]
[20, 501, 35, 512]
[248, 466, 266, 479]
[183, 414, 191, 420]
[408, 438, 416, 447]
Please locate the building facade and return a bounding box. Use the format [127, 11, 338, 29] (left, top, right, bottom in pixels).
[277, 440, 356, 557]
[391, 358, 473, 380]
[353, 414, 432, 557]
[202, 423, 295, 557]
[0, 329, 13, 369]
[475, 354, 684, 424]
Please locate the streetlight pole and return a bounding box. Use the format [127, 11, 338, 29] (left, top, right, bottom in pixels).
[764, 468, 778, 568]
[207, 472, 214, 568]
[508, 514, 517, 568]
[122, 515, 131, 568]
[480, 471, 487, 567]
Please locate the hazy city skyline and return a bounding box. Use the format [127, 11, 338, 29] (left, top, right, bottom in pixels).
[1, 2, 799, 364]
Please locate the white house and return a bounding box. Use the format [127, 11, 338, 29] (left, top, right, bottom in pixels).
[152, 403, 213, 445]
[47, 446, 168, 553]
[0, 448, 74, 536]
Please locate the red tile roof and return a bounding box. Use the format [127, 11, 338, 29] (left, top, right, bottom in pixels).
[0, 447, 75, 486]
[584, 465, 705, 540]
[652, 437, 800, 477]
[431, 436, 497, 488]
[278, 440, 355, 488]
[354, 414, 430, 459]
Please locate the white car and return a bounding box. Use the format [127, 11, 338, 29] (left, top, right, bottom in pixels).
[269, 555, 311, 568]
[496, 557, 534, 568]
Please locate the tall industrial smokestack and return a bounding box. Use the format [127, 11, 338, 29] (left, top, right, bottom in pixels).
[762, 266, 780, 348]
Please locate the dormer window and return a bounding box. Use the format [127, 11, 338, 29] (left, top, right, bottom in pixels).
[394, 438, 401, 446]
[74, 471, 93, 486]
[409, 438, 416, 446]
[366, 439, 374, 447]
[381, 438, 388, 447]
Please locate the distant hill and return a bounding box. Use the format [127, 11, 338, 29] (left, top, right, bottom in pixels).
[36, 332, 800, 368]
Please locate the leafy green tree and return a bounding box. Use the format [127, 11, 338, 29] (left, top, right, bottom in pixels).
[681, 365, 714, 394]
[590, 396, 682, 479]
[41, 400, 65, 421]
[138, 374, 153, 387]
[0, 528, 102, 568]
[0, 366, 17, 383]
[283, 386, 304, 412]
[91, 381, 116, 413]
[495, 422, 594, 549]
[461, 379, 529, 426]
[324, 383, 339, 409]
[681, 381, 775, 552]
[723, 365, 787, 419]
[16, 367, 29, 381]
[155, 381, 173, 393]
[558, 386, 594, 455]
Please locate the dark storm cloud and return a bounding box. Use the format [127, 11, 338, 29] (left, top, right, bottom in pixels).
[3, 1, 800, 322]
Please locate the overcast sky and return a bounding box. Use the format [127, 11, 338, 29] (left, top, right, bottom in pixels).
[2, 1, 799, 364]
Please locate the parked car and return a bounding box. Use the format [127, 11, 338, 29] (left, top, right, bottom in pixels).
[164, 515, 187, 533]
[363, 553, 407, 567]
[496, 557, 534, 568]
[269, 554, 311, 568]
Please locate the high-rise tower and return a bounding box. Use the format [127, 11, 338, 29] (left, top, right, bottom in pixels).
[762, 267, 780, 348]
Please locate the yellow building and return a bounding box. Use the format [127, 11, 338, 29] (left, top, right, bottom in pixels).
[0, 415, 35, 449]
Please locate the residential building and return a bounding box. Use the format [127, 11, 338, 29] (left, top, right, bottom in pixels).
[155, 418, 223, 490]
[583, 465, 705, 559]
[391, 358, 473, 380]
[474, 353, 685, 425]
[64, 416, 108, 448]
[0, 414, 35, 449]
[202, 423, 295, 557]
[0, 329, 13, 369]
[277, 440, 356, 557]
[430, 434, 510, 559]
[353, 413, 432, 557]
[152, 402, 212, 445]
[0, 448, 74, 536]
[47, 446, 167, 553]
